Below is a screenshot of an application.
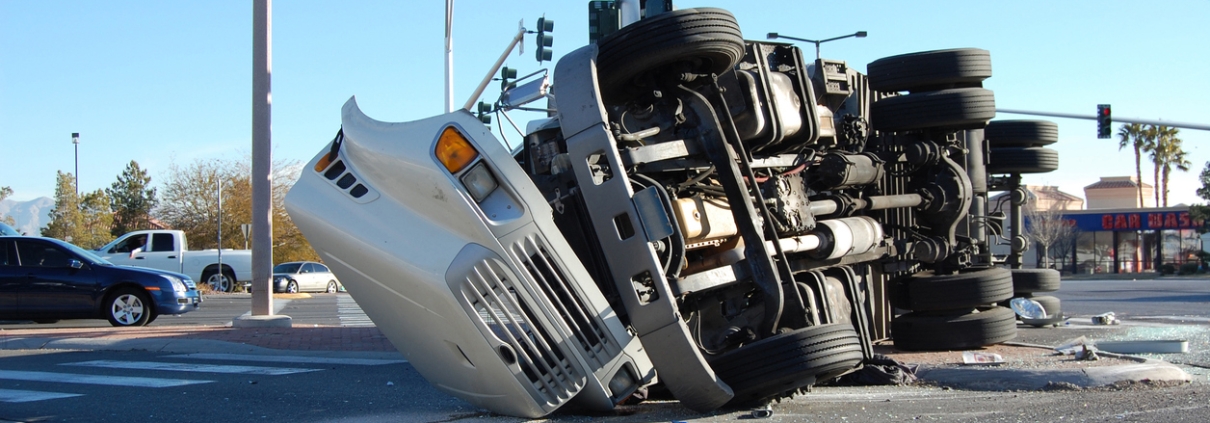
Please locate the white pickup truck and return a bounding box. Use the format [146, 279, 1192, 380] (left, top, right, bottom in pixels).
[95, 229, 252, 292]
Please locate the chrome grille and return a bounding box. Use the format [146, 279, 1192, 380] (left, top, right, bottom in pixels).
[508, 236, 617, 369]
[461, 259, 581, 405]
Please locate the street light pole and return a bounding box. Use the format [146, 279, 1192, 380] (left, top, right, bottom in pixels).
[766, 31, 868, 60]
[71, 133, 79, 197]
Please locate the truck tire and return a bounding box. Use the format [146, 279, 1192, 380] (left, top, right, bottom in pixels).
[596, 8, 745, 103]
[902, 267, 1014, 312]
[202, 268, 236, 293]
[986, 147, 1059, 174]
[1010, 268, 1061, 294]
[870, 88, 996, 132]
[867, 48, 992, 93]
[985, 120, 1059, 147]
[106, 288, 153, 327]
[892, 306, 1017, 351]
[710, 323, 863, 405]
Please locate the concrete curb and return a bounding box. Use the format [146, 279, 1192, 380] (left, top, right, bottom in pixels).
[918, 362, 1191, 391]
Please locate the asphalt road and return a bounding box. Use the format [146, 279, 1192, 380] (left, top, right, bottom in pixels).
[2, 278, 1209, 422]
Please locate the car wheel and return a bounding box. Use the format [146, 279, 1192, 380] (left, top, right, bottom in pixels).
[106, 288, 152, 327]
[986, 147, 1060, 174]
[710, 323, 864, 406]
[900, 267, 1014, 312]
[326, 281, 338, 294]
[867, 48, 992, 93]
[985, 120, 1059, 147]
[892, 306, 1017, 351]
[596, 7, 745, 104]
[870, 88, 996, 132]
[202, 269, 234, 293]
[287, 281, 299, 294]
[1010, 268, 1062, 294]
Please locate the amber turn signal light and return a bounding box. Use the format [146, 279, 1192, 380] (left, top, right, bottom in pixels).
[435, 126, 479, 173]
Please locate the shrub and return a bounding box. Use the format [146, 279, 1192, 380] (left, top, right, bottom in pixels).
[1179, 263, 1200, 275]
[1161, 263, 1177, 275]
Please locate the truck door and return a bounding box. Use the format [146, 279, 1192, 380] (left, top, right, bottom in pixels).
[133, 232, 183, 274]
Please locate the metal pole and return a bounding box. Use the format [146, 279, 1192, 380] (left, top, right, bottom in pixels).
[217, 178, 223, 285]
[252, 0, 274, 315]
[996, 108, 1210, 132]
[444, 0, 454, 113]
[72, 133, 79, 198]
[462, 27, 526, 111]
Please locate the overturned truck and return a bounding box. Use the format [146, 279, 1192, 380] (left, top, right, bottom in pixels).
[285, 6, 1060, 418]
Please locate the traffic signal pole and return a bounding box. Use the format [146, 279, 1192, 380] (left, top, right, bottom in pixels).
[996, 108, 1210, 132]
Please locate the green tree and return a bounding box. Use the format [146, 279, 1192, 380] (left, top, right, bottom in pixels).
[106, 160, 158, 237]
[0, 186, 13, 226]
[1190, 162, 1210, 227]
[1117, 123, 1149, 206]
[77, 190, 114, 248]
[41, 171, 82, 242]
[156, 157, 316, 265]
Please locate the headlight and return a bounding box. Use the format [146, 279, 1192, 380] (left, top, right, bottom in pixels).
[164, 275, 188, 292]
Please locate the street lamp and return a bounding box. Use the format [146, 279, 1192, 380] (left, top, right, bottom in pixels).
[766, 31, 868, 60]
[71, 132, 80, 197]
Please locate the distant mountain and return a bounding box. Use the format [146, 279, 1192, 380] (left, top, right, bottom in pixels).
[0, 197, 53, 235]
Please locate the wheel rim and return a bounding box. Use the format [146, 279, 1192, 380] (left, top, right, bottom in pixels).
[208, 273, 231, 292]
[111, 294, 145, 326]
[288, 282, 298, 293]
[327, 282, 337, 293]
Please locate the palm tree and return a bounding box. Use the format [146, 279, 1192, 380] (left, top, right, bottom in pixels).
[1153, 126, 1189, 207]
[1117, 123, 1147, 206]
[1144, 125, 1163, 207]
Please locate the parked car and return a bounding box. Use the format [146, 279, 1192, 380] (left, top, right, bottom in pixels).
[265, 261, 342, 293]
[0, 236, 202, 326]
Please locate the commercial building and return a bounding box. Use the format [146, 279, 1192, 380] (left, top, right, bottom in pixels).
[991, 177, 1204, 274]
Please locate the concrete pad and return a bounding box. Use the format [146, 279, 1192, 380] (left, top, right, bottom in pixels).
[232, 314, 293, 328]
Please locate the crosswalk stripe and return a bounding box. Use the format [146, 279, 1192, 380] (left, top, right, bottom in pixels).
[0, 388, 83, 403]
[0, 370, 210, 388]
[338, 295, 375, 327]
[163, 353, 406, 366]
[63, 360, 322, 375]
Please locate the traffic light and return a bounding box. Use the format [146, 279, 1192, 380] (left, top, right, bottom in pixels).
[1097, 104, 1112, 139]
[500, 66, 517, 91]
[477, 102, 492, 125]
[535, 17, 554, 62]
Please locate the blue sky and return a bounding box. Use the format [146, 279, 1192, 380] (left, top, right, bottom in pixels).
[3, 0, 1209, 208]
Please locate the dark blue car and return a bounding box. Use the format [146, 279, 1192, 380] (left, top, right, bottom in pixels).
[0, 236, 201, 326]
